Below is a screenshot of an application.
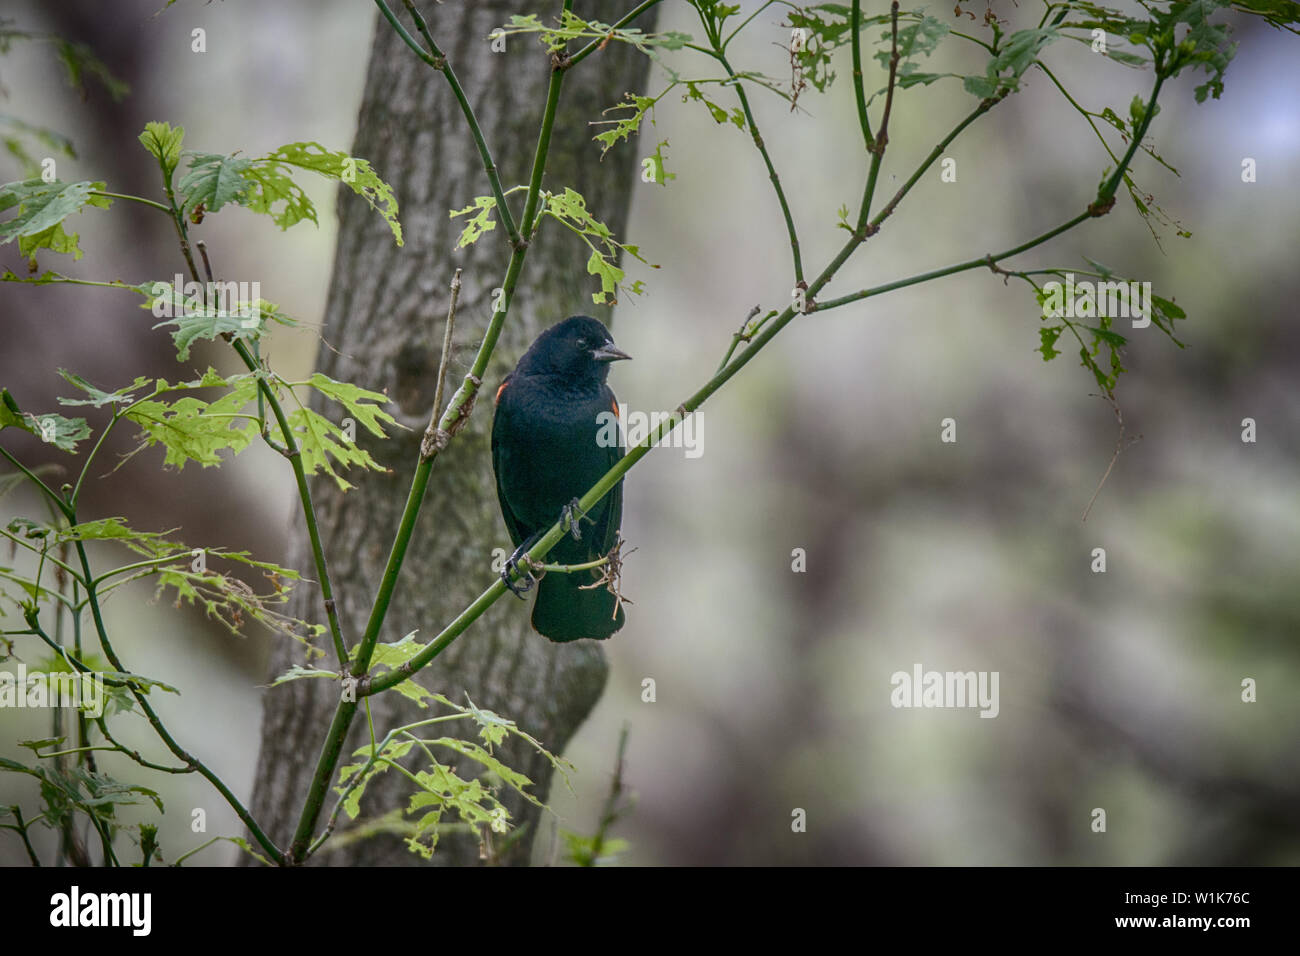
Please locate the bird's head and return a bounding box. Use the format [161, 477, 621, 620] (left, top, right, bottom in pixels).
[521, 315, 631, 383]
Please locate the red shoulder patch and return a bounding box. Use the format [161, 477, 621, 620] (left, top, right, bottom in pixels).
[495, 380, 508, 406]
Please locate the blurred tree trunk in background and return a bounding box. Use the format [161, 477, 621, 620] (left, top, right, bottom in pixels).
[246, 1, 655, 865]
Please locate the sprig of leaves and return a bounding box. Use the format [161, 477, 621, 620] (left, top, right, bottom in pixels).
[496, 9, 691, 56]
[133, 124, 403, 245]
[317, 669, 571, 859]
[451, 185, 655, 304]
[540, 187, 655, 304]
[1030, 263, 1186, 393]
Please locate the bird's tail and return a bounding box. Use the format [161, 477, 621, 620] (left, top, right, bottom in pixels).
[532, 570, 624, 642]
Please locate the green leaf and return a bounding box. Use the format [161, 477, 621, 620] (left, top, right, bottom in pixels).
[449, 195, 498, 248]
[19, 736, 66, 753]
[873, 15, 951, 71]
[269, 664, 340, 687]
[177, 152, 252, 214]
[0, 30, 128, 104]
[97, 671, 181, 697]
[644, 140, 674, 186]
[1098, 107, 1126, 133]
[424, 737, 536, 802]
[239, 161, 315, 230]
[498, 9, 692, 56]
[459, 694, 513, 748]
[149, 298, 294, 361]
[684, 81, 743, 129]
[337, 739, 416, 820]
[962, 27, 1062, 100]
[962, 74, 1000, 98]
[169, 139, 402, 243]
[0, 388, 91, 452]
[125, 375, 261, 468]
[785, 4, 893, 94]
[593, 93, 659, 156]
[0, 179, 111, 260]
[994, 27, 1061, 77]
[587, 248, 623, 305]
[57, 370, 152, 408]
[268, 401, 391, 492]
[1129, 93, 1158, 130]
[1089, 326, 1128, 347]
[1105, 48, 1148, 66]
[1081, 256, 1116, 279]
[0, 755, 41, 776]
[138, 122, 185, 180]
[1151, 294, 1187, 344]
[303, 373, 400, 439]
[58, 517, 173, 545]
[252, 142, 402, 245]
[1038, 325, 1064, 361]
[361, 632, 435, 705]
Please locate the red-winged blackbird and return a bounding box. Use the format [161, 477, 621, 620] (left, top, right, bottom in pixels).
[491, 315, 630, 641]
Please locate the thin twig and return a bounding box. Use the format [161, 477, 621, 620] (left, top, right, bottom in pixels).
[875, 3, 901, 155]
[716, 304, 761, 372]
[1081, 393, 1141, 522]
[421, 268, 462, 461]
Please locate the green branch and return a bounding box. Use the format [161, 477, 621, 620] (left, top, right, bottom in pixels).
[521, 25, 571, 240]
[851, 0, 874, 151]
[813, 209, 1093, 312]
[858, 1, 900, 232]
[1100, 73, 1165, 202]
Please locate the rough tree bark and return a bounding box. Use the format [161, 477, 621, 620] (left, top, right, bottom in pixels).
[245, 1, 656, 866]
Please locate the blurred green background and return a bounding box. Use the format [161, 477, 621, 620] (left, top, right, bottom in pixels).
[1, 0, 1297, 865]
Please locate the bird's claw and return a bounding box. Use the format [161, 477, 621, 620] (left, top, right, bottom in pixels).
[561, 498, 586, 542]
[501, 545, 538, 599]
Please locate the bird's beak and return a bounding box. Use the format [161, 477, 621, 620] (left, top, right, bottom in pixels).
[591, 342, 632, 363]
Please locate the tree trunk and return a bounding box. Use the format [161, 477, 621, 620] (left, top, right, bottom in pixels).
[246, 1, 655, 866]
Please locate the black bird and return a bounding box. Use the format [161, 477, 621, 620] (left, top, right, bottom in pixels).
[491, 315, 630, 641]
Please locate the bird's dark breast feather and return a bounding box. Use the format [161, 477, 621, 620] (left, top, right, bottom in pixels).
[492, 375, 623, 554]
